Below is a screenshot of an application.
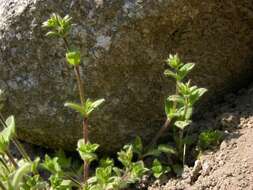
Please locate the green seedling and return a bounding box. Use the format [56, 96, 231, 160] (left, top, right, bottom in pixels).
[198, 130, 223, 151]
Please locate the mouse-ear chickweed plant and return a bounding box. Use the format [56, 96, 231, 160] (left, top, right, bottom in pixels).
[150, 54, 207, 167]
[0, 13, 209, 189]
[42, 13, 148, 189]
[42, 13, 105, 183]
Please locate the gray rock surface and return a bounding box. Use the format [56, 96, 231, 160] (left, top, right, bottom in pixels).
[0, 0, 253, 152]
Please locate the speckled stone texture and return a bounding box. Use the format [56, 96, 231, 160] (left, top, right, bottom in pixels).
[0, 0, 253, 152]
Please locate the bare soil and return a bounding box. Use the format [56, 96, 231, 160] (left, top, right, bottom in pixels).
[148, 85, 253, 190]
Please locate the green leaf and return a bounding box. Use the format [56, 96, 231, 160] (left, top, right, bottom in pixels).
[132, 136, 143, 156]
[177, 63, 195, 80]
[177, 81, 191, 96]
[55, 150, 71, 169]
[96, 166, 112, 184]
[41, 155, 62, 174]
[198, 130, 223, 150]
[174, 120, 192, 130]
[45, 31, 60, 37]
[64, 102, 85, 116]
[49, 174, 72, 189]
[151, 159, 170, 179]
[143, 148, 161, 158]
[65, 99, 105, 117]
[164, 69, 177, 80]
[117, 145, 133, 168]
[66, 50, 81, 66]
[165, 99, 177, 120]
[11, 162, 32, 189]
[77, 139, 99, 164]
[128, 161, 148, 183]
[0, 115, 16, 154]
[166, 54, 183, 69]
[158, 144, 177, 155]
[99, 158, 114, 168]
[151, 159, 163, 178]
[43, 13, 72, 38]
[86, 99, 105, 116]
[189, 88, 207, 105]
[167, 95, 184, 105]
[31, 157, 40, 173]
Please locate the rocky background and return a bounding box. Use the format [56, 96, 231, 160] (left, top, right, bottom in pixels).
[0, 0, 253, 152]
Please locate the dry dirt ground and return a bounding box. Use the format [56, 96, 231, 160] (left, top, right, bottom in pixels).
[148, 85, 253, 190]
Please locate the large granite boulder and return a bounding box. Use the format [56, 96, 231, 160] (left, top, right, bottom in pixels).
[0, 0, 253, 152]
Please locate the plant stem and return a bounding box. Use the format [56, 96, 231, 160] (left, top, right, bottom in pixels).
[74, 66, 85, 104]
[149, 118, 171, 148]
[64, 173, 82, 187]
[62, 36, 89, 182]
[83, 118, 89, 182]
[74, 65, 89, 181]
[149, 78, 180, 148]
[6, 150, 18, 169]
[0, 156, 10, 173]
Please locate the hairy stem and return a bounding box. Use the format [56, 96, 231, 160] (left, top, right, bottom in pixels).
[74, 66, 85, 105]
[83, 118, 89, 181]
[74, 66, 89, 181]
[149, 119, 171, 148]
[62, 36, 89, 182]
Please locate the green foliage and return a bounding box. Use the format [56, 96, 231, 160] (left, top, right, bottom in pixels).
[174, 120, 192, 130]
[65, 99, 105, 118]
[66, 50, 81, 66]
[0, 116, 15, 154]
[198, 130, 223, 150]
[49, 174, 72, 190]
[42, 155, 62, 174]
[42, 13, 72, 38]
[153, 54, 207, 171]
[0, 13, 210, 189]
[117, 145, 133, 168]
[20, 175, 48, 190]
[77, 140, 99, 164]
[151, 159, 170, 178]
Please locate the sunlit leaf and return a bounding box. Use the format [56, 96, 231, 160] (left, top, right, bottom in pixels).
[64, 102, 85, 116]
[66, 50, 81, 66]
[117, 145, 133, 168]
[86, 99, 105, 116]
[132, 136, 143, 156]
[0, 116, 16, 154]
[77, 139, 99, 164]
[151, 159, 170, 178]
[174, 120, 192, 130]
[158, 144, 177, 155]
